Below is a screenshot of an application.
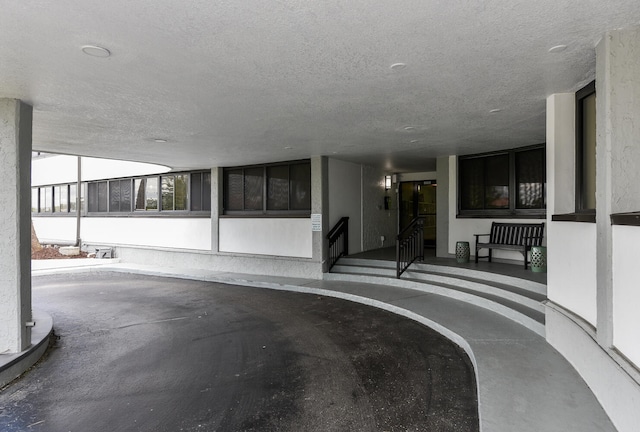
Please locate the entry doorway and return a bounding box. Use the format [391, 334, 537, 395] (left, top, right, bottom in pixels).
[399, 181, 437, 248]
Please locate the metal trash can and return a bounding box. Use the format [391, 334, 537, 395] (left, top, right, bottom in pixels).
[530, 246, 547, 273]
[456, 241, 470, 264]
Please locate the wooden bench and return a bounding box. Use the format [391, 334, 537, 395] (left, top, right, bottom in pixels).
[474, 222, 545, 269]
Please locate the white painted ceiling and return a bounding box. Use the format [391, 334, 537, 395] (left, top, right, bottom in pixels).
[2, 1, 640, 172]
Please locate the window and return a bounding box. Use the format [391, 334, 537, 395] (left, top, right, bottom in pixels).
[134, 177, 159, 211]
[267, 165, 289, 210]
[85, 171, 210, 215]
[175, 174, 188, 211]
[458, 145, 545, 218]
[223, 160, 312, 215]
[109, 179, 133, 212]
[289, 162, 311, 210]
[576, 81, 596, 212]
[53, 186, 61, 212]
[32, 188, 39, 213]
[88, 181, 108, 212]
[161, 174, 188, 211]
[190, 172, 211, 212]
[243, 167, 264, 211]
[42, 186, 52, 213]
[224, 169, 244, 211]
[69, 184, 77, 212]
[516, 148, 546, 209]
[161, 176, 175, 211]
[31, 183, 78, 215]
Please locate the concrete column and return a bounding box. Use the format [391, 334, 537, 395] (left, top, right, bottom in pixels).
[595, 26, 640, 347]
[311, 156, 329, 271]
[545, 93, 576, 216]
[435, 156, 450, 258]
[0, 99, 33, 354]
[210, 167, 222, 253]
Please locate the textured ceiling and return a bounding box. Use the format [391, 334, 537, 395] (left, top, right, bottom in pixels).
[2, 1, 640, 172]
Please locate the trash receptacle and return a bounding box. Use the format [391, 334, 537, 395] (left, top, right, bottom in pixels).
[530, 246, 547, 273]
[456, 241, 470, 264]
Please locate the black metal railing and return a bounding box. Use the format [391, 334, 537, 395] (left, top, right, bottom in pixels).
[396, 216, 425, 278]
[326, 217, 349, 272]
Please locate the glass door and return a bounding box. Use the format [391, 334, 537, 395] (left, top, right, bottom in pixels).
[399, 181, 437, 248]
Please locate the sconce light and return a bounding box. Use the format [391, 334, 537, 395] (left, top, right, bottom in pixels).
[384, 175, 392, 190]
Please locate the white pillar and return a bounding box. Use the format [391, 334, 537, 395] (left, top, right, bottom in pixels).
[545, 93, 575, 216]
[436, 156, 450, 257]
[311, 156, 329, 271]
[0, 99, 33, 354]
[595, 26, 640, 347]
[210, 167, 222, 253]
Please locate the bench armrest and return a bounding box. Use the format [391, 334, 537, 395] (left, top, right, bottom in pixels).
[473, 233, 490, 239]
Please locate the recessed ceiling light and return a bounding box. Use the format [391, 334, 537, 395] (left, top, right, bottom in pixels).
[284, 146, 293, 150]
[403, 126, 416, 131]
[152, 138, 168, 143]
[390, 63, 407, 70]
[548, 45, 568, 53]
[81, 45, 111, 58]
[489, 109, 502, 113]
[410, 140, 419, 143]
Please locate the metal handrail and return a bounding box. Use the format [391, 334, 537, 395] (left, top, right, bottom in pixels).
[326, 217, 349, 272]
[396, 216, 425, 278]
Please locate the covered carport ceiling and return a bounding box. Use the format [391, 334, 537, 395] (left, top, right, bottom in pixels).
[2, 1, 640, 172]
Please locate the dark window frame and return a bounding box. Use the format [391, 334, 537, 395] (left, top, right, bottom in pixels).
[223, 160, 312, 216]
[88, 181, 109, 213]
[86, 170, 211, 216]
[134, 177, 159, 212]
[575, 80, 596, 214]
[457, 144, 546, 219]
[190, 171, 212, 212]
[31, 183, 77, 216]
[109, 178, 133, 213]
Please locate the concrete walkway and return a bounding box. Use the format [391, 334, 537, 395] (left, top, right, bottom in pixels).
[28, 260, 616, 432]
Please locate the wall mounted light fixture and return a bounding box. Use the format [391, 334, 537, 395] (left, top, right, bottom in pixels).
[385, 175, 392, 190]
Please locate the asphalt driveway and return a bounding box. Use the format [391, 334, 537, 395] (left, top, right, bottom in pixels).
[0, 272, 478, 432]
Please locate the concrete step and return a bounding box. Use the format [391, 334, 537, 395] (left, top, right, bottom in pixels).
[327, 259, 546, 336]
[338, 257, 546, 296]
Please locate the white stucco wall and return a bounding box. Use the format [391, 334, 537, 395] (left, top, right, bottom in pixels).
[447, 156, 546, 260]
[546, 304, 640, 432]
[32, 217, 77, 244]
[545, 91, 598, 326]
[328, 158, 362, 254]
[362, 165, 396, 251]
[219, 218, 312, 258]
[547, 221, 597, 326]
[81, 217, 211, 250]
[544, 26, 640, 432]
[612, 225, 640, 368]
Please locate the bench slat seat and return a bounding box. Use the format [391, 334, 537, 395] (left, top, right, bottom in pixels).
[474, 222, 545, 269]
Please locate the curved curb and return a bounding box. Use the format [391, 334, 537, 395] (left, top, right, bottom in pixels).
[0, 310, 53, 388]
